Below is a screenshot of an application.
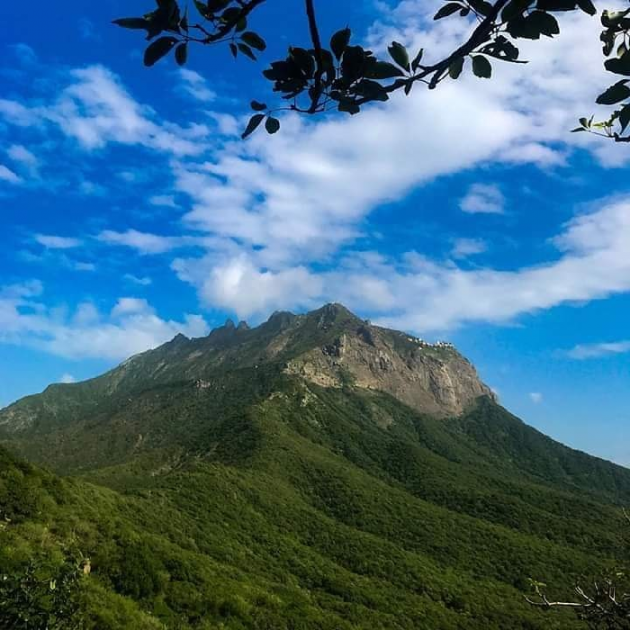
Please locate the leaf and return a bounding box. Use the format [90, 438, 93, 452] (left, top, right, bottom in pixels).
[237, 43, 256, 60]
[194, 0, 210, 18]
[570, 127, 586, 132]
[175, 42, 188, 66]
[251, 100, 268, 111]
[605, 53, 630, 77]
[468, 0, 494, 16]
[508, 11, 560, 39]
[536, 0, 577, 11]
[144, 36, 178, 66]
[449, 56, 465, 79]
[353, 78, 390, 101]
[619, 104, 630, 133]
[341, 46, 367, 82]
[411, 48, 424, 72]
[434, 2, 463, 19]
[265, 116, 280, 134]
[221, 7, 243, 24]
[113, 17, 150, 30]
[338, 99, 361, 114]
[472, 55, 492, 78]
[596, 81, 630, 105]
[579, 117, 591, 127]
[330, 28, 351, 60]
[576, 0, 596, 14]
[241, 31, 266, 51]
[365, 60, 405, 79]
[535, 11, 560, 36]
[229, 42, 238, 58]
[388, 41, 410, 71]
[290, 47, 315, 77]
[235, 16, 247, 32]
[208, 0, 230, 11]
[241, 113, 265, 139]
[501, 0, 531, 22]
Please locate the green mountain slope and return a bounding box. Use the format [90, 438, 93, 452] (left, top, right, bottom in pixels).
[1, 304, 629, 629]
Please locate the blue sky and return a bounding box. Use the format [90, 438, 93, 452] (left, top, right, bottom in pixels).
[1, 0, 630, 464]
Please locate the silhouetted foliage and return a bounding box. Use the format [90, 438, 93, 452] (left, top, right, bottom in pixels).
[114, 0, 630, 142]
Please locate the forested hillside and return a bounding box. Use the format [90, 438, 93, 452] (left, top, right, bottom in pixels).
[2, 305, 629, 629]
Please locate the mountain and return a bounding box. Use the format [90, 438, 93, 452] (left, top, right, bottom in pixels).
[1, 303, 629, 629]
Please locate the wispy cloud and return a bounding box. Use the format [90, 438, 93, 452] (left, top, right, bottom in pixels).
[0, 282, 208, 360]
[566, 340, 630, 360]
[7, 144, 39, 177]
[123, 274, 152, 286]
[0, 164, 22, 184]
[78, 18, 101, 42]
[460, 184, 505, 215]
[0, 65, 210, 157]
[529, 392, 543, 404]
[178, 69, 217, 103]
[174, 199, 630, 329]
[34, 234, 82, 249]
[451, 238, 487, 259]
[149, 194, 178, 208]
[97, 229, 195, 255]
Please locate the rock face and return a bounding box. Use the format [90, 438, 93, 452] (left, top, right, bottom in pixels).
[284, 310, 494, 417]
[0, 304, 494, 441]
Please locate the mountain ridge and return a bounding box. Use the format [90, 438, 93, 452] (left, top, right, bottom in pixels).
[0, 303, 494, 438]
[2, 303, 630, 629]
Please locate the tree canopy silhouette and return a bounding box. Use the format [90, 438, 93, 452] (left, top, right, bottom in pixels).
[114, 0, 630, 141]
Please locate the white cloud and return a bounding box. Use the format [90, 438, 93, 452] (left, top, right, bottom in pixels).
[59, 373, 76, 384]
[0, 282, 209, 360]
[0, 165, 22, 184]
[123, 274, 152, 286]
[178, 69, 217, 103]
[451, 238, 487, 259]
[5, 5, 630, 347]
[175, 198, 630, 329]
[78, 18, 100, 42]
[164, 7, 630, 324]
[149, 194, 178, 208]
[97, 229, 189, 255]
[9, 43, 37, 66]
[111, 297, 150, 317]
[566, 340, 630, 360]
[460, 184, 505, 215]
[35, 234, 82, 249]
[7, 144, 39, 176]
[174, 254, 324, 318]
[79, 180, 106, 196]
[529, 392, 543, 404]
[0, 66, 210, 157]
[72, 261, 96, 272]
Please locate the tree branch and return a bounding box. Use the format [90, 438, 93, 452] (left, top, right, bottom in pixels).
[202, 0, 267, 43]
[305, 0, 324, 113]
[354, 0, 512, 105]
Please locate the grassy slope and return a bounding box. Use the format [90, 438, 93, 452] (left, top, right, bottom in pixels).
[2, 371, 630, 629]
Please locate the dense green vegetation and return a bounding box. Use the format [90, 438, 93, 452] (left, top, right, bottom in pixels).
[2, 306, 630, 628]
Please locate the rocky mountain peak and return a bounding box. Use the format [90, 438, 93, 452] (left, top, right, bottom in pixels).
[283, 313, 494, 417]
[0, 304, 495, 440]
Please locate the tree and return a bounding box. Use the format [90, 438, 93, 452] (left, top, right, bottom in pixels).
[114, 0, 630, 142]
[527, 510, 630, 629]
[0, 552, 89, 630]
[527, 575, 630, 629]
